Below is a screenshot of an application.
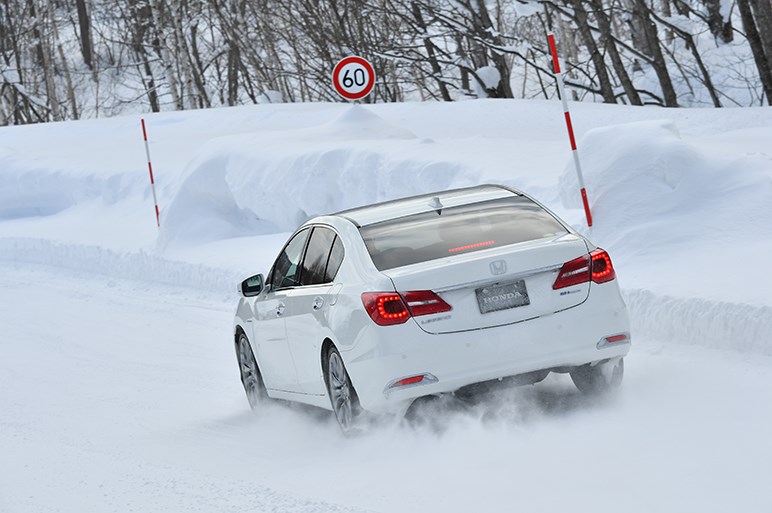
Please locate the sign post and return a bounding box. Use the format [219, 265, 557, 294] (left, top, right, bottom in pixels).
[547, 33, 593, 228]
[332, 56, 376, 101]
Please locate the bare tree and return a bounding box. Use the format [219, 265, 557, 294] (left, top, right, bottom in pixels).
[589, 0, 643, 105]
[737, 0, 772, 104]
[75, 0, 94, 69]
[0, 0, 770, 125]
[702, 0, 733, 43]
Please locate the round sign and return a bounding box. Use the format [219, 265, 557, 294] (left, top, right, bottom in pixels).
[332, 56, 376, 100]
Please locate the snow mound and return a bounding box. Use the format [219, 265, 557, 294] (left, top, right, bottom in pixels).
[159, 134, 470, 247]
[560, 119, 772, 253]
[0, 150, 134, 220]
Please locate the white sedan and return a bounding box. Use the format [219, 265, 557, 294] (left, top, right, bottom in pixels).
[233, 185, 630, 431]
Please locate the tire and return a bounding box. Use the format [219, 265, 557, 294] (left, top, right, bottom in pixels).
[236, 331, 267, 409]
[325, 345, 362, 434]
[570, 357, 624, 395]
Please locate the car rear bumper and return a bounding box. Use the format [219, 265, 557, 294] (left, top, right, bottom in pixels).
[342, 282, 631, 414]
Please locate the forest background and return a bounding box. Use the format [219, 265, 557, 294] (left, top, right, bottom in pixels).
[1, 0, 771, 125]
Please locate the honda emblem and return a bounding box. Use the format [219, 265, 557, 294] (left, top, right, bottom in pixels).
[490, 260, 507, 275]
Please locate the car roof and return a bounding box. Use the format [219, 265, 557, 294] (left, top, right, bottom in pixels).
[334, 184, 521, 227]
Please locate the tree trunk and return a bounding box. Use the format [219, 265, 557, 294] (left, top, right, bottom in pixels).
[571, 0, 617, 103]
[46, 0, 78, 119]
[455, 35, 471, 94]
[626, 0, 651, 56]
[703, 0, 733, 43]
[633, 0, 679, 106]
[128, 0, 160, 112]
[188, 23, 211, 108]
[590, 0, 643, 105]
[412, 2, 451, 101]
[149, 0, 182, 110]
[738, 0, 772, 104]
[472, 0, 513, 98]
[75, 0, 93, 69]
[661, 0, 673, 43]
[32, 0, 60, 120]
[750, 0, 772, 72]
[557, 10, 580, 100]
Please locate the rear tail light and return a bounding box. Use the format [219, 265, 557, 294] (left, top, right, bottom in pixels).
[362, 293, 410, 326]
[362, 291, 451, 326]
[401, 290, 452, 317]
[553, 248, 616, 289]
[590, 249, 616, 283]
[552, 254, 591, 290]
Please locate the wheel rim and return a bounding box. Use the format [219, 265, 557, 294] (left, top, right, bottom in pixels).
[328, 352, 353, 429]
[238, 336, 260, 406]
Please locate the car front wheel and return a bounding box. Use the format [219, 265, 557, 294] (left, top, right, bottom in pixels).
[570, 357, 624, 395]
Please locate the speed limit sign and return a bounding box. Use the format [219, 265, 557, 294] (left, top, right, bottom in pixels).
[332, 56, 376, 101]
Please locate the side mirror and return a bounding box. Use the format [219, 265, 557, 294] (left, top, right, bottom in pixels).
[239, 274, 264, 297]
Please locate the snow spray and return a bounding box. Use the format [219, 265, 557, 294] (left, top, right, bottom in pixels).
[547, 33, 593, 228]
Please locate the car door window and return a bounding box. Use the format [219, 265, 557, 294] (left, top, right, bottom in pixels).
[271, 228, 310, 290]
[324, 236, 344, 282]
[300, 227, 337, 286]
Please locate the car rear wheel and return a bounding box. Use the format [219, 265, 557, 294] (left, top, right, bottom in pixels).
[325, 346, 362, 433]
[237, 331, 266, 409]
[570, 357, 624, 395]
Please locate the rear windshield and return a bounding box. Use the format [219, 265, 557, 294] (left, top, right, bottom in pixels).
[359, 196, 567, 271]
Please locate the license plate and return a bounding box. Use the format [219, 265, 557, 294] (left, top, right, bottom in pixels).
[476, 280, 530, 314]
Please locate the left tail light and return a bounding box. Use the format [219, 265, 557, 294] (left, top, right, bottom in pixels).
[362, 291, 451, 326]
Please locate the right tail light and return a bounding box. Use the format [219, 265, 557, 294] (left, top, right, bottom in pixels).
[553, 248, 616, 290]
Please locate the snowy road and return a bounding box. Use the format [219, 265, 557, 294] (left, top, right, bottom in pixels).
[2, 263, 770, 513]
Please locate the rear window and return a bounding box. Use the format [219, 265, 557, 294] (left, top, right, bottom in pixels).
[359, 196, 567, 271]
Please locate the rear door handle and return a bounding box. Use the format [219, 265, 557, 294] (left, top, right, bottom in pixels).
[276, 302, 286, 316]
[312, 296, 324, 310]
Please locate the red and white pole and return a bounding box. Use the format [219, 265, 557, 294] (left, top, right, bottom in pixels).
[141, 118, 161, 229]
[547, 33, 593, 228]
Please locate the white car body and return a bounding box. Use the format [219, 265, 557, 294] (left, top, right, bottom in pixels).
[233, 185, 631, 416]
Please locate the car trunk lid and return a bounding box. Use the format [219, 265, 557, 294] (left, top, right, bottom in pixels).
[382, 234, 590, 334]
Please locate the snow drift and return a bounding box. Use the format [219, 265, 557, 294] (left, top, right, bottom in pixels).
[158, 107, 470, 247]
[559, 120, 772, 254]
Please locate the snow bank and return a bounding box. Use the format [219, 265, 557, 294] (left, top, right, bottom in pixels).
[558, 119, 772, 352]
[624, 289, 772, 356]
[559, 120, 772, 253]
[0, 148, 138, 220]
[158, 106, 471, 247]
[0, 238, 239, 297]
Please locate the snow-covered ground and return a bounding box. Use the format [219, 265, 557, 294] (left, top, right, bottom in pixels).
[1, 99, 771, 511]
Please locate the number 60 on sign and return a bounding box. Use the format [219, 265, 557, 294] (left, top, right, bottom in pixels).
[332, 56, 376, 101]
